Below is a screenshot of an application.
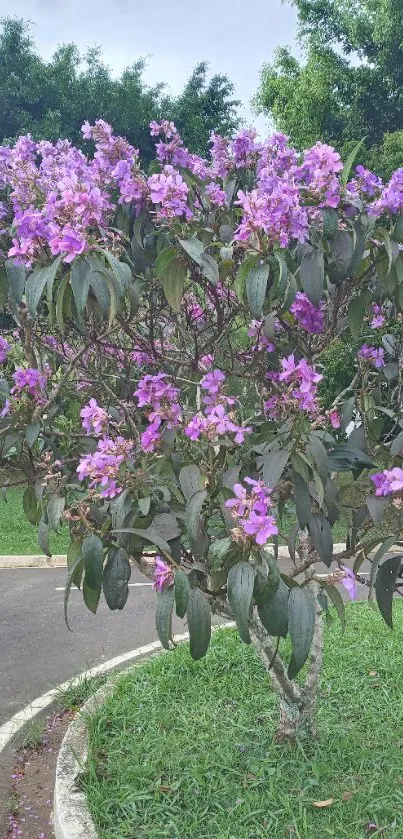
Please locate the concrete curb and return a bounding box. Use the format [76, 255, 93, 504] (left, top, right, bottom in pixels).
[53, 625, 234, 839]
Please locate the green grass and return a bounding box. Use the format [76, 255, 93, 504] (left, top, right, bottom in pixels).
[84, 603, 403, 839]
[20, 717, 46, 750]
[55, 671, 108, 711]
[0, 486, 69, 554]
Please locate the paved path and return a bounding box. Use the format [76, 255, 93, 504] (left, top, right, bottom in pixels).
[0, 556, 376, 726]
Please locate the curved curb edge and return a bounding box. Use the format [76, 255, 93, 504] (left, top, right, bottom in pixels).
[53, 624, 234, 839]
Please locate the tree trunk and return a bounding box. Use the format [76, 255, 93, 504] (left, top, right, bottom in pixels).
[250, 581, 324, 745]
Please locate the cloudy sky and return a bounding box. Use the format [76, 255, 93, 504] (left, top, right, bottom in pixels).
[6, 0, 299, 130]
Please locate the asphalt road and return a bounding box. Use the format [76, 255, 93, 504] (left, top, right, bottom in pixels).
[0, 558, 373, 727]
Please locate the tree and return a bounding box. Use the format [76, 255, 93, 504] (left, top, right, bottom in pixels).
[255, 0, 403, 178]
[1, 119, 403, 743]
[0, 18, 239, 162]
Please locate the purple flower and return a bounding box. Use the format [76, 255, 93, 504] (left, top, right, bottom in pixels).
[205, 182, 228, 207]
[290, 292, 325, 333]
[153, 556, 174, 591]
[80, 399, 108, 435]
[370, 467, 403, 496]
[77, 436, 134, 497]
[148, 166, 191, 220]
[0, 336, 10, 363]
[11, 367, 46, 397]
[225, 479, 278, 546]
[358, 344, 385, 368]
[340, 565, 357, 600]
[329, 409, 341, 429]
[370, 304, 386, 329]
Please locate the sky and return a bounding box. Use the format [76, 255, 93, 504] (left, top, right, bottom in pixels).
[4, 0, 299, 132]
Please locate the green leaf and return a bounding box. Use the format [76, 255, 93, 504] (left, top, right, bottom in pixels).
[307, 435, 328, 483]
[375, 555, 402, 629]
[70, 257, 91, 314]
[138, 496, 151, 516]
[327, 231, 354, 285]
[83, 578, 101, 614]
[102, 547, 131, 610]
[367, 495, 389, 526]
[246, 263, 270, 318]
[23, 485, 39, 525]
[292, 470, 311, 528]
[390, 431, 403, 455]
[200, 252, 219, 285]
[235, 252, 258, 302]
[174, 570, 190, 618]
[187, 587, 211, 660]
[82, 534, 104, 590]
[64, 553, 84, 630]
[25, 422, 40, 449]
[320, 582, 345, 632]
[151, 513, 180, 542]
[262, 448, 290, 488]
[47, 494, 65, 531]
[89, 270, 110, 315]
[254, 551, 280, 605]
[308, 514, 333, 567]
[341, 139, 365, 185]
[179, 237, 204, 265]
[287, 587, 315, 678]
[5, 259, 26, 304]
[348, 293, 366, 340]
[55, 271, 71, 331]
[185, 489, 208, 558]
[321, 208, 338, 238]
[155, 584, 175, 649]
[115, 527, 171, 556]
[300, 246, 324, 305]
[257, 578, 289, 638]
[227, 561, 255, 643]
[179, 464, 204, 501]
[219, 224, 233, 244]
[155, 246, 178, 278]
[25, 267, 50, 318]
[162, 257, 187, 312]
[369, 536, 397, 596]
[67, 540, 83, 589]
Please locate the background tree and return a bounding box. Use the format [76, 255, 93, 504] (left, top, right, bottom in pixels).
[0, 17, 240, 162]
[255, 0, 403, 178]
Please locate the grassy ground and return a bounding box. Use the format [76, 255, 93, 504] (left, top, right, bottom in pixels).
[84, 603, 403, 839]
[0, 486, 69, 554]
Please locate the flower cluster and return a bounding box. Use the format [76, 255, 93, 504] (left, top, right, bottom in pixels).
[265, 354, 323, 419]
[0, 336, 10, 363]
[370, 304, 386, 329]
[80, 399, 109, 436]
[358, 344, 385, 368]
[370, 467, 403, 497]
[290, 292, 325, 333]
[153, 556, 174, 591]
[134, 373, 182, 452]
[148, 166, 192, 221]
[225, 478, 278, 546]
[11, 367, 47, 398]
[298, 142, 343, 208]
[185, 369, 251, 445]
[247, 320, 275, 352]
[77, 436, 134, 498]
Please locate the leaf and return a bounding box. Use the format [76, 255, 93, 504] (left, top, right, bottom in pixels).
[174, 570, 190, 618]
[254, 551, 280, 605]
[348, 294, 366, 340]
[390, 431, 403, 456]
[287, 587, 315, 678]
[89, 270, 110, 315]
[178, 237, 203, 265]
[25, 422, 40, 449]
[367, 495, 389, 526]
[162, 257, 187, 312]
[187, 587, 211, 660]
[83, 579, 101, 614]
[292, 471, 311, 528]
[70, 257, 91, 314]
[185, 489, 208, 557]
[82, 534, 104, 590]
[307, 435, 328, 482]
[300, 246, 324, 305]
[102, 547, 131, 610]
[67, 540, 83, 589]
[56, 272, 71, 331]
[375, 555, 402, 628]
[155, 584, 175, 649]
[138, 496, 151, 516]
[227, 561, 255, 643]
[327, 231, 354, 285]
[47, 494, 65, 531]
[369, 536, 397, 595]
[320, 582, 345, 632]
[321, 208, 338, 238]
[200, 252, 219, 285]
[308, 514, 333, 567]
[235, 253, 258, 302]
[219, 224, 233, 244]
[26, 256, 62, 317]
[116, 527, 171, 556]
[246, 263, 270, 318]
[179, 464, 204, 501]
[5, 259, 26, 304]
[151, 513, 181, 542]
[257, 578, 289, 637]
[313, 799, 335, 809]
[64, 554, 84, 630]
[262, 448, 290, 488]
[341, 139, 365, 185]
[23, 485, 39, 525]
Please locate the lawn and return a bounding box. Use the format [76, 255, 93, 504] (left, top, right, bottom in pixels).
[0, 485, 69, 554]
[84, 603, 403, 839]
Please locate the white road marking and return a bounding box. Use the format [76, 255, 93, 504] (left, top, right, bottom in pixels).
[55, 581, 153, 591]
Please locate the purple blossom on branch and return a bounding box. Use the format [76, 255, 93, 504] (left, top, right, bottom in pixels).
[290, 292, 325, 333]
[225, 478, 278, 546]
